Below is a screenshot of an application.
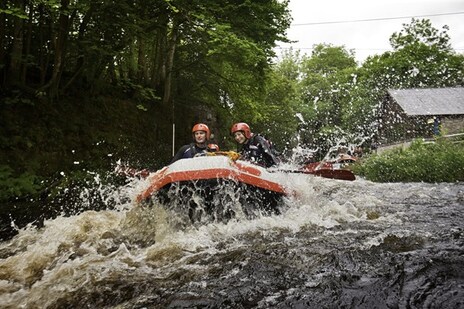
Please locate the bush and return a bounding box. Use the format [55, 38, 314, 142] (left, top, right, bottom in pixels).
[0, 165, 42, 201]
[353, 139, 464, 182]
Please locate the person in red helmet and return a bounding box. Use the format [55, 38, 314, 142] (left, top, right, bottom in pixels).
[171, 123, 210, 163]
[230, 122, 281, 167]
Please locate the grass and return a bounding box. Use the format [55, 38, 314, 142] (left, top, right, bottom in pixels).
[353, 138, 464, 183]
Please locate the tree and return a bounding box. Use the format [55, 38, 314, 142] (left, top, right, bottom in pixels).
[165, 0, 292, 144]
[264, 18, 463, 154]
[390, 18, 452, 52]
[353, 18, 464, 144]
[258, 49, 302, 151]
[0, 0, 293, 175]
[296, 44, 357, 149]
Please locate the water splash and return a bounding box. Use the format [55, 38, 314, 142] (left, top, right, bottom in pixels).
[0, 171, 462, 308]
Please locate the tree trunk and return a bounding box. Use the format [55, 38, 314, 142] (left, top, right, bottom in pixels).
[63, 4, 95, 92]
[8, 0, 25, 86]
[128, 41, 137, 80]
[151, 13, 169, 92]
[137, 37, 149, 84]
[0, 3, 7, 85]
[162, 17, 180, 106]
[37, 3, 48, 86]
[41, 0, 74, 99]
[21, 1, 34, 84]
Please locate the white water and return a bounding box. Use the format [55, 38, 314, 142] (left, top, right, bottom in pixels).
[0, 172, 462, 308]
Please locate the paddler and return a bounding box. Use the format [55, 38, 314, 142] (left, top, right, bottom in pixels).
[171, 123, 211, 163]
[230, 122, 281, 167]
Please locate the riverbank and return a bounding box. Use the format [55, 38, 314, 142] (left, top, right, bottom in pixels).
[353, 138, 464, 182]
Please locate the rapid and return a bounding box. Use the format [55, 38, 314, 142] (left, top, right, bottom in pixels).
[0, 169, 463, 308]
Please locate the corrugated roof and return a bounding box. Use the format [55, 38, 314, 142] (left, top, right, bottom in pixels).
[387, 87, 464, 116]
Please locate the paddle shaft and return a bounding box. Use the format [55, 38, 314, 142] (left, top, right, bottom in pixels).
[279, 168, 356, 181]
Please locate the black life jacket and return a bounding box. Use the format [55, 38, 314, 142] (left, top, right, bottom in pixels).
[240, 134, 281, 167]
[183, 143, 207, 158]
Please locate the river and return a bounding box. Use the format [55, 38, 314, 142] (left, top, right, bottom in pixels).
[0, 172, 463, 308]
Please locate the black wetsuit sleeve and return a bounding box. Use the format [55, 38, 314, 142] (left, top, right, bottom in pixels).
[255, 135, 281, 167]
[170, 145, 191, 164]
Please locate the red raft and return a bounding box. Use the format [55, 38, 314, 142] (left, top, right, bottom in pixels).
[136, 155, 288, 222]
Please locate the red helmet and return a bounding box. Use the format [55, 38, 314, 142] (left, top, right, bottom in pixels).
[207, 143, 220, 152]
[230, 122, 252, 139]
[192, 123, 210, 140]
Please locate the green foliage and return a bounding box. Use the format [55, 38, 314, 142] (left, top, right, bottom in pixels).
[2, 91, 35, 106]
[136, 104, 148, 111]
[353, 139, 464, 182]
[294, 44, 358, 149]
[390, 19, 451, 52]
[117, 79, 161, 103]
[1, 0, 463, 195]
[173, 0, 291, 121]
[1, 0, 291, 157]
[362, 18, 463, 90]
[254, 49, 302, 150]
[302, 44, 356, 75]
[0, 165, 42, 201]
[0, 7, 28, 19]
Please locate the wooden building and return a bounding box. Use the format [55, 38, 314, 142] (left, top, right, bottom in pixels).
[378, 87, 464, 144]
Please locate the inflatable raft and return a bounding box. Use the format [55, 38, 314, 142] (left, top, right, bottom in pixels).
[136, 154, 288, 223]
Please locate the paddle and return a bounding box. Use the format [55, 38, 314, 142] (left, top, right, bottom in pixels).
[301, 168, 355, 181]
[276, 168, 356, 181]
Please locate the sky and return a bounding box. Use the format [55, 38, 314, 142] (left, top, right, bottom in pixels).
[275, 0, 464, 64]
